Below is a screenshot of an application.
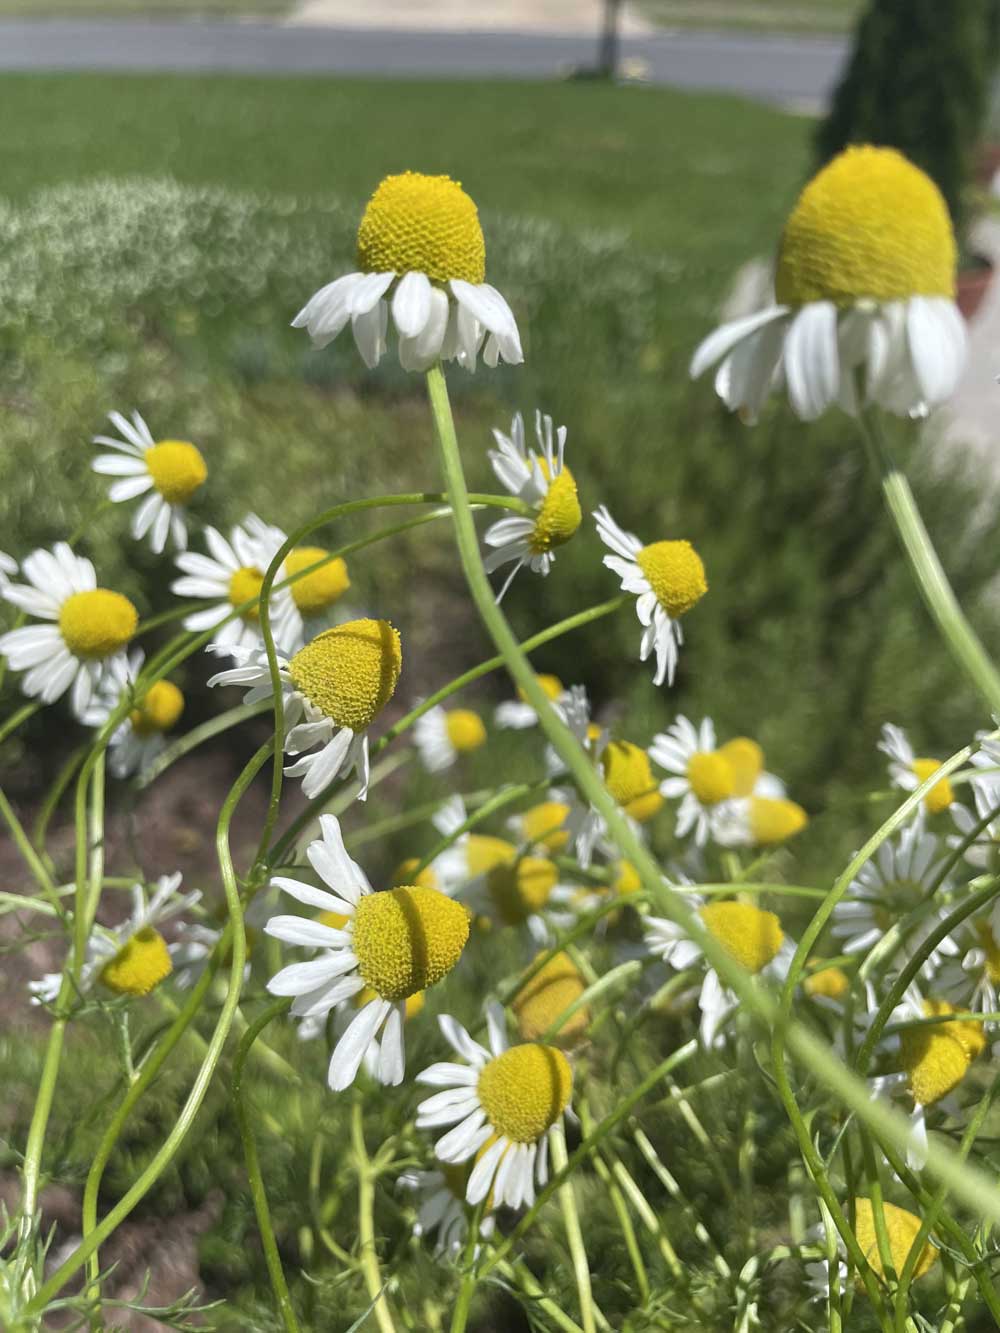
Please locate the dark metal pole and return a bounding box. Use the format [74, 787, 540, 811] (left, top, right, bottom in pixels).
[597, 0, 623, 77]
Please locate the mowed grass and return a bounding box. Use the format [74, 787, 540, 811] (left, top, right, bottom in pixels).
[639, 0, 861, 33]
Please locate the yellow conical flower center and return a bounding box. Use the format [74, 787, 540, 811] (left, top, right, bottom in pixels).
[517, 674, 563, 705]
[718, 738, 763, 798]
[613, 859, 642, 896]
[519, 801, 570, 853]
[699, 901, 784, 975]
[919, 998, 986, 1062]
[444, 708, 487, 753]
[853, 1199, 938, 1283]
[99, 926, 173, 996]
[466, 834, 517, 878]
[477, 1043, 573, 1143]
[635, 540, 707, 619]
[975, 920, 1000, 985]
[228, 566, 264, 620]
[351, 886, 469, 1003]
[487, 856, 558, 925]
[899, 1009, 971, 1107]
[144, 440, 207, 505]
[804, 962, 849, 1001]
[749, 797, 808, 846]
[686, 751, 735, 806]
[289, 618, 402, 732]
[513, 951, 589, 1044]
[354, 984, 425, 1020]
[58, 589, 138, 660]
[130, 679, 184, 737]
[775, 146, 956, 307]
[391, 857, 438, 891]
[602, 741, 663, 822]
[529, 469, 582, 556]
[356, 171, 486, 285]
[911, 758, 953, 814]
[285, 547, 350, 615]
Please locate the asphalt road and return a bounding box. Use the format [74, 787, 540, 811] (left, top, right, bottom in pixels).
[0, 21, 846, 106]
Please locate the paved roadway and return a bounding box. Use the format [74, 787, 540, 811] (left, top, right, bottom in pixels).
[0, 21, 846, 107]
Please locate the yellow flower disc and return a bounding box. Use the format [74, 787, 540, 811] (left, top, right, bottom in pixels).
[391, 857, 439, 891]
[477, 1043, 573, 1143]
[854, 1198, 938, 1283]
[144, 440, 207, 505]
[289, 618, 402, 732]
[686, 751, 735, 806]
[519, 801, 571, 853]
[775, 146, 956, 307]
[517, 674, 563, 704]
[130, 679, 184, 737]
[911, 758, 953, 815]
[356, 172, 486, 284]
[920, 998, 986, 1062]
[804, 963, 849, 1001]
[636, 540, 708, 619]
[487, 856, 558, 925]
[529, 469, 582, 555]
[699, 901, 784, 975]
[613, 859, 642, 896]
[466, 834, 517, 878]
[99, 926, 173, 996]
[352, 886, 469, 1003]
[285, 547, 350, 615]
[749, 797, 808, 846]
[975, 920, 1000, 984]
[513, 951, 589, 1044]
[719, 737, 764, 798]
[602, 741, 663, 822]
[899, 1023, 970, 1107]
[228, 566, 265, 621]
[445, 708, 487, 754]
[58, 589, 138, 660]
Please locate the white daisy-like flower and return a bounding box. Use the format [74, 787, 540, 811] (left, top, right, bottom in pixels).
[649, 717, 744, 846]
[243, 515, 353, 654]
[208, 617, 402, 801]
[414, 704, 487, 773]
[0, 551, 17, 585]
[871, 983, 983, 1169]
[543, 683, 606, 778]
[481, 411, 581, 599]
[710, 794, 808, 849]
[594, 506, 707, 687]
[415, 1002, 573, 1210]
[804, 1199, 938, 1301]
[29, 873, 200, 1006]
[494, 672, 568, 730]
[91, 409, 208, 554]
[831, 823, 959, 979]
[172, 516, 294, 658]
[937, 900, 1000, 1018]
[264, 814, 469, 1090]
[690, 147, 966, 423]
[950, 778, 1000, 872]
[83, 648, 184, 780]
[879, 723, 957, 817]
[0, 543, 137, 718]
[292, 171, 522, 373]
[566, 738, 664, 869]
[398, 1167, 496, 1257]
[645, 896, 792, 1046]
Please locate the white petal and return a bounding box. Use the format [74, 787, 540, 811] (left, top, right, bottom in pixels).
[328, 997, 391, 1091]
[690, 306, 788, 380]
[391, 270, 433, 338]
[784, 302, 839, 421]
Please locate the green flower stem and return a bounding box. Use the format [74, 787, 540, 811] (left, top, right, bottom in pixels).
[631, 1123, 731, 1277]
[410, 779, 548, 878]
[232, 997, 300, 1333]
[600, 1142, 681, 1283]
[31, 744, 86, 860]
[137, 701, 272, 788]
[858, 407, 1000, 714]
[540, 960, 641, 1042]
[0, 787, 61, 909]
[550, 1121, 599, 1333]
[0, 700, 40, 746]
[580, 1106, 649, 1305]
[23, 743, 263, 1318]
[351, 1099, 396, 1333]
[448, 1197, 486, 1333]
[495, 1259, 586, 1333]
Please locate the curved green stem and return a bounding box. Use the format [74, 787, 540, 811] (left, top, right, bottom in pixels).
[351, 1099, 396, 1333]
[550, 1122, 597, 1333]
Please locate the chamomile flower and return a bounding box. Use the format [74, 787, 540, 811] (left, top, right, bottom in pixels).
[293, 171, 522, 372]
[208, 618, 402, 800]
[265, 815, 469, 1090]
[92, 409, 207, 553]
[0, 544, 137, 718]
[594, 505, 707, 687]
[879, 724, 956, 816]
[649, 717, 738, 846]
[568, 739, 664, 868]
[508, 799, 572, 855]
[398, 1166, 496, 1257]
[30, 873, 200, 1005]
[872, 986, 983, 1168]
[645, 897, 791, 1046]
[0, 551, 17, 585]
[416, 1003, 573, 1209]
[512, 950, 590, 1045]
[252, 517, 352, 652]
[482, 411, 581, 599]
[950, 777, 1000, 871]
[431, 795, 518, 896]
[414, 704, 487, 772]
[805, 1198, 938, 1299]
[543, 684, 606, 779]
[495, 673, 567, 729]
[712, 795, 808, 849]
[937, 904, 1000, 1017]
[691, 146, 966, 422]
[84, 648, 184, 779]
[172, 518, 290, 657]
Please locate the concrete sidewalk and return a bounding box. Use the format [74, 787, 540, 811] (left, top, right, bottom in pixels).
[289, 0, 651, 33]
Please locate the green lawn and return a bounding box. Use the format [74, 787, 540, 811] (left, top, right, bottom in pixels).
[639, 0, 862, 34]
[0, 0, 287, 12]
